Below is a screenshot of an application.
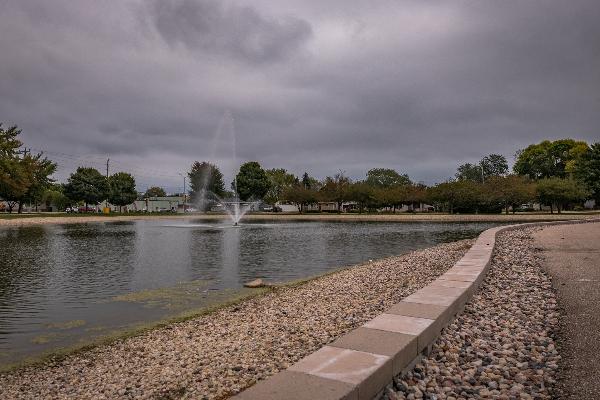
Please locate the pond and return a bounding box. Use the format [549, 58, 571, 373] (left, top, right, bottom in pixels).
[0, 219, 502, 367]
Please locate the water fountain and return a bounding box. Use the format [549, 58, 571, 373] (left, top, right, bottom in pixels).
[208, 191, 256, 227]
[194, 112, 257, 227]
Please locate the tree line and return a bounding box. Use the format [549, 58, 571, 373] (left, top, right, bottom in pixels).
[0, 124, 137, 213]
[187, 139, 599, 214]
[1, 123, 599, 214]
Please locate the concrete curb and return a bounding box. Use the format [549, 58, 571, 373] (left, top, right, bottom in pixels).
[233, 218, 599, 400]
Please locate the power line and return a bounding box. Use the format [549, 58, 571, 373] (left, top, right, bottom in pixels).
[32, 147, 185, 180]
[29, 147, 179, 177]
[34, 147, 190, 194]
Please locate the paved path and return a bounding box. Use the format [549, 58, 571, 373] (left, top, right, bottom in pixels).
[534, 222, 600, 399]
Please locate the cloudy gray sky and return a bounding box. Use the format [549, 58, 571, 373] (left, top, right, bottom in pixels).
[1, 0, 599, 193]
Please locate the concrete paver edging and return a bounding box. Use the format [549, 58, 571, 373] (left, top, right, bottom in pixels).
[234, 218, 600, 400]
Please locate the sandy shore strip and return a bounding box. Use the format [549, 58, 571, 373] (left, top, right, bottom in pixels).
[383, 227, 560, 399]
[0, 212, 597, 227]
[0, 240, 472, 399]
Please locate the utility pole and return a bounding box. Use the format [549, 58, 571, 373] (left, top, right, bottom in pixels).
[480, 164, 485, 184]
[16, 148, 30, 158]
[179, 173, 187, 213]
[104, 158, 110, 212]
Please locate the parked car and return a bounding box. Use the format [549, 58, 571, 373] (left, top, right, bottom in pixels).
[185, 207, 198, 213]
[78, 206, 96, 213]
[65, 207, 78, 213]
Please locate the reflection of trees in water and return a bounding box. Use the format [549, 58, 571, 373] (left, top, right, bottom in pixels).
[188, 229, 223, 283]
[0, 226, 52, 337]
[48, 224, 138, 300]
[220, 228, 241, 288]
[187, 227, 250, 288]
[130, 223, 197, 291]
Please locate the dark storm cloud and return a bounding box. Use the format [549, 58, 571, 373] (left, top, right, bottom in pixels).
[0, 0, 599, 192]
[148, 0, 312, 63]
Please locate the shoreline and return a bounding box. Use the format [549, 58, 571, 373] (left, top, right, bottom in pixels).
[0, 212, 597, 227]
[0, 239, 473, 399]
[0, 261, 370, 373]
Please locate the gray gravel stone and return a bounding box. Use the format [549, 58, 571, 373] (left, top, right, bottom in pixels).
[380, 228, 560, 400]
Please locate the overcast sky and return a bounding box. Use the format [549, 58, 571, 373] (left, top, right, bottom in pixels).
[1, 0, 599, 193]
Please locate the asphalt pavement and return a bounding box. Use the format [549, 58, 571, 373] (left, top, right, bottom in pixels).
[534, 221, 600, 399]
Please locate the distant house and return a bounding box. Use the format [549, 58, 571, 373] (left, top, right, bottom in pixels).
[584, 199, 596, 209]
[305, 201, 358, 212]
[210, 199, 257, 213]
[127, 196, 186, 213]
[0, 201, 58, 213]
[318, 202, 340, 212]
[274, 201, 299, 212]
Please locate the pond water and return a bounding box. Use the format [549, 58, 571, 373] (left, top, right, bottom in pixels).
[0, 219, 502, 366]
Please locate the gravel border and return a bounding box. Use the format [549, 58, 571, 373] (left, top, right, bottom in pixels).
[381, 227, 560, 400]
[0, 240, 472, 399]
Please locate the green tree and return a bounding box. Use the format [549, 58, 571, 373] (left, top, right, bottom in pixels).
[108, 172, 137, 212]
[283, 185, 319, 212]
[0, 159, 27, 213]
[301, 172, 311, 188]
[455, 163, 483, 182]
[372, 187, 392, 211]
[20, 153, 57, 212]
[427, 180, 483, 213]
[514, 139, 589, 179]
[574, 142, 600, 205]
[536, 177, 589, 213]
[0, 124, 56, 213]
[371, 186, 401, 212]
[144, 186, 166, 198]
[456, 154, 508, 183]
[0, 124, 22, 156]
[234, 161, 271, 201]
[480, 154, 508, 177]
[404, 183, 428, 211]
[319, 173, 351, 213]
[365, 168, 410, 188]
[0, 124, 26, 212]
[188, 161, 225, 202]
[42, 184, 69, 211]
[64, 167, 109, 210]
[300, 172, 321, 190]
[264, 168, 297, 204]
[348, 182, 375, 213]
[485, 175, 536, 214]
